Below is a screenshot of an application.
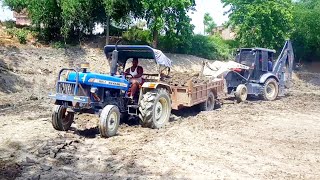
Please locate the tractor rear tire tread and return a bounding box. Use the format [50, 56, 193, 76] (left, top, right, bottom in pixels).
[139, 89, 171, 129]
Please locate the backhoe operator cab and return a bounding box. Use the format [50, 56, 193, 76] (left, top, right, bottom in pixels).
[232, 48, 276, 82]
[226, 40, 294, 102]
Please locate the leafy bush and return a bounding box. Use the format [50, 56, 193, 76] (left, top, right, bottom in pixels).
[189, 35, 216, 59]
[122, 27, 152, 45]
[207, 35, 233, 60]
[158, 34, 192, 54]
[52, 41, 66, 49]
[6, 28, 30, 44]
[2, 20, 16, 28]
[291, 0, 320, 62]
[158, 34, 232, 60]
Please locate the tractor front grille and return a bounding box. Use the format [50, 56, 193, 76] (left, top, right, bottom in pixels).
[57, 82, 76, 95]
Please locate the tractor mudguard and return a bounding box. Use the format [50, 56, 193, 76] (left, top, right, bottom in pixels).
[141, 82, 172, 93]
[259, 73, 279, 84]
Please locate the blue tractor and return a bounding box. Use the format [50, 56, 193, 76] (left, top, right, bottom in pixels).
[49, 45, 173, 137]
[225, 40, 294, 102]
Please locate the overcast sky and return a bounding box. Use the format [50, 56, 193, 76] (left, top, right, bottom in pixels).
[0, 0, 229, 34]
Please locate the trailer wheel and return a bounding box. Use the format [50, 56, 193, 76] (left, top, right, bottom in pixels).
[235, 84, 248, 103]
[261, 78, 279, 101]
[139, 88, 171, 129]
[52, 105, 74, 131]
[99, 105, 120, 138]
[199, 91, 215, 111]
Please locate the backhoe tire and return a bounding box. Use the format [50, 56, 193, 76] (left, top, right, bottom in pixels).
[235, 84, 248, 103]
[199, 91, 215, 111]
[139, 88, 171, 129]
[261, 78, 279, 101]
[52, 105, 74, 131]
[99, 105, 120, 138]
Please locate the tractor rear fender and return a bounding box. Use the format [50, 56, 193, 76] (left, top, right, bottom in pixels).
[141, 82, 172, 94]
[259, 73, 279, 84]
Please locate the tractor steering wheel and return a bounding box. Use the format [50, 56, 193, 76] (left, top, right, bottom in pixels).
[125, 74, 133, 80]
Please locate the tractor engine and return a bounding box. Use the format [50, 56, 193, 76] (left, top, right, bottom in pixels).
[52, 63, 130, 111]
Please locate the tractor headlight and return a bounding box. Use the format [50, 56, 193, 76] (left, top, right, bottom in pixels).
[90, 87, 98, 93]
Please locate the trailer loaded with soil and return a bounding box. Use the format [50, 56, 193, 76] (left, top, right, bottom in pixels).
[162, 72, 225, 111]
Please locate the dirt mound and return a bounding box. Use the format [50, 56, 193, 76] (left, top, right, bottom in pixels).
[163, 72, 208, 87]
[294, 72, 320, 86]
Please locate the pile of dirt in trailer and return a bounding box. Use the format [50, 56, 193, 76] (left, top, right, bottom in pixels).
[162, 72, 209, 87]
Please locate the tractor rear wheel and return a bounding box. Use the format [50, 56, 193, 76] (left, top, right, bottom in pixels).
[139, 88, 171, 129]
[261, 78, 279, 101]
[235, 84, 248, 103]
[52, 105, 74, 131]
[99, 105, 120, 138]
[199, 91, 215, 111]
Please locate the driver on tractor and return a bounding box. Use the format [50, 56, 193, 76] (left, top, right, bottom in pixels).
[125, 58, 144, 99]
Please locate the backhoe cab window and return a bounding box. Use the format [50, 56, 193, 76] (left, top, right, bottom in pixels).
[239, 50, 255, 67]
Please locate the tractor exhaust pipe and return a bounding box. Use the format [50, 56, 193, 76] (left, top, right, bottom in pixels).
[80, 62, 89, 73]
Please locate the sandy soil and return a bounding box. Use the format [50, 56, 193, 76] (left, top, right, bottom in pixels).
[1, 45, 320, 179]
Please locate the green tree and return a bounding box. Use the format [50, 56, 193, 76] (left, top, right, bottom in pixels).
[4, 0, 62, 40]
[101, 0, 145, 44]
[222, 0, 293, 49]
[203, 12, 216, 35]
[292, 0, 320, 62]
[60, 0, 94, 40]
[141, 0, 195, 48]
[3, 0, 27, 12]
[4, 0, 136, 43]
[163, 0, 195, 52]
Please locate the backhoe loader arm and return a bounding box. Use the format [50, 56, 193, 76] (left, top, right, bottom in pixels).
[272, 40, 294, 87]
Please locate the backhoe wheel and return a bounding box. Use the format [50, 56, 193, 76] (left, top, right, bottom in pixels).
[99, 105, 120, 138]
[235, 84, 248, 103]
[261, 78, 279, 101]
[199, 91, 215, 111]
[52, 105, 74, 131]
[139, 88, 171, 129]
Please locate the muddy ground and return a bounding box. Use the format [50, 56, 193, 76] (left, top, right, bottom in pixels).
[1, 45, 320, 179]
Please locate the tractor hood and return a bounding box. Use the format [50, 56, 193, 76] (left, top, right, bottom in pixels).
[67, 72, 129, 91]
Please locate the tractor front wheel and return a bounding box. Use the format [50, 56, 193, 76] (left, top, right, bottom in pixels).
[261, 78, 279, 101]
[99, 105, 120, 138]
[139, 88, 171, 129]
[52, 105, 74, 131]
